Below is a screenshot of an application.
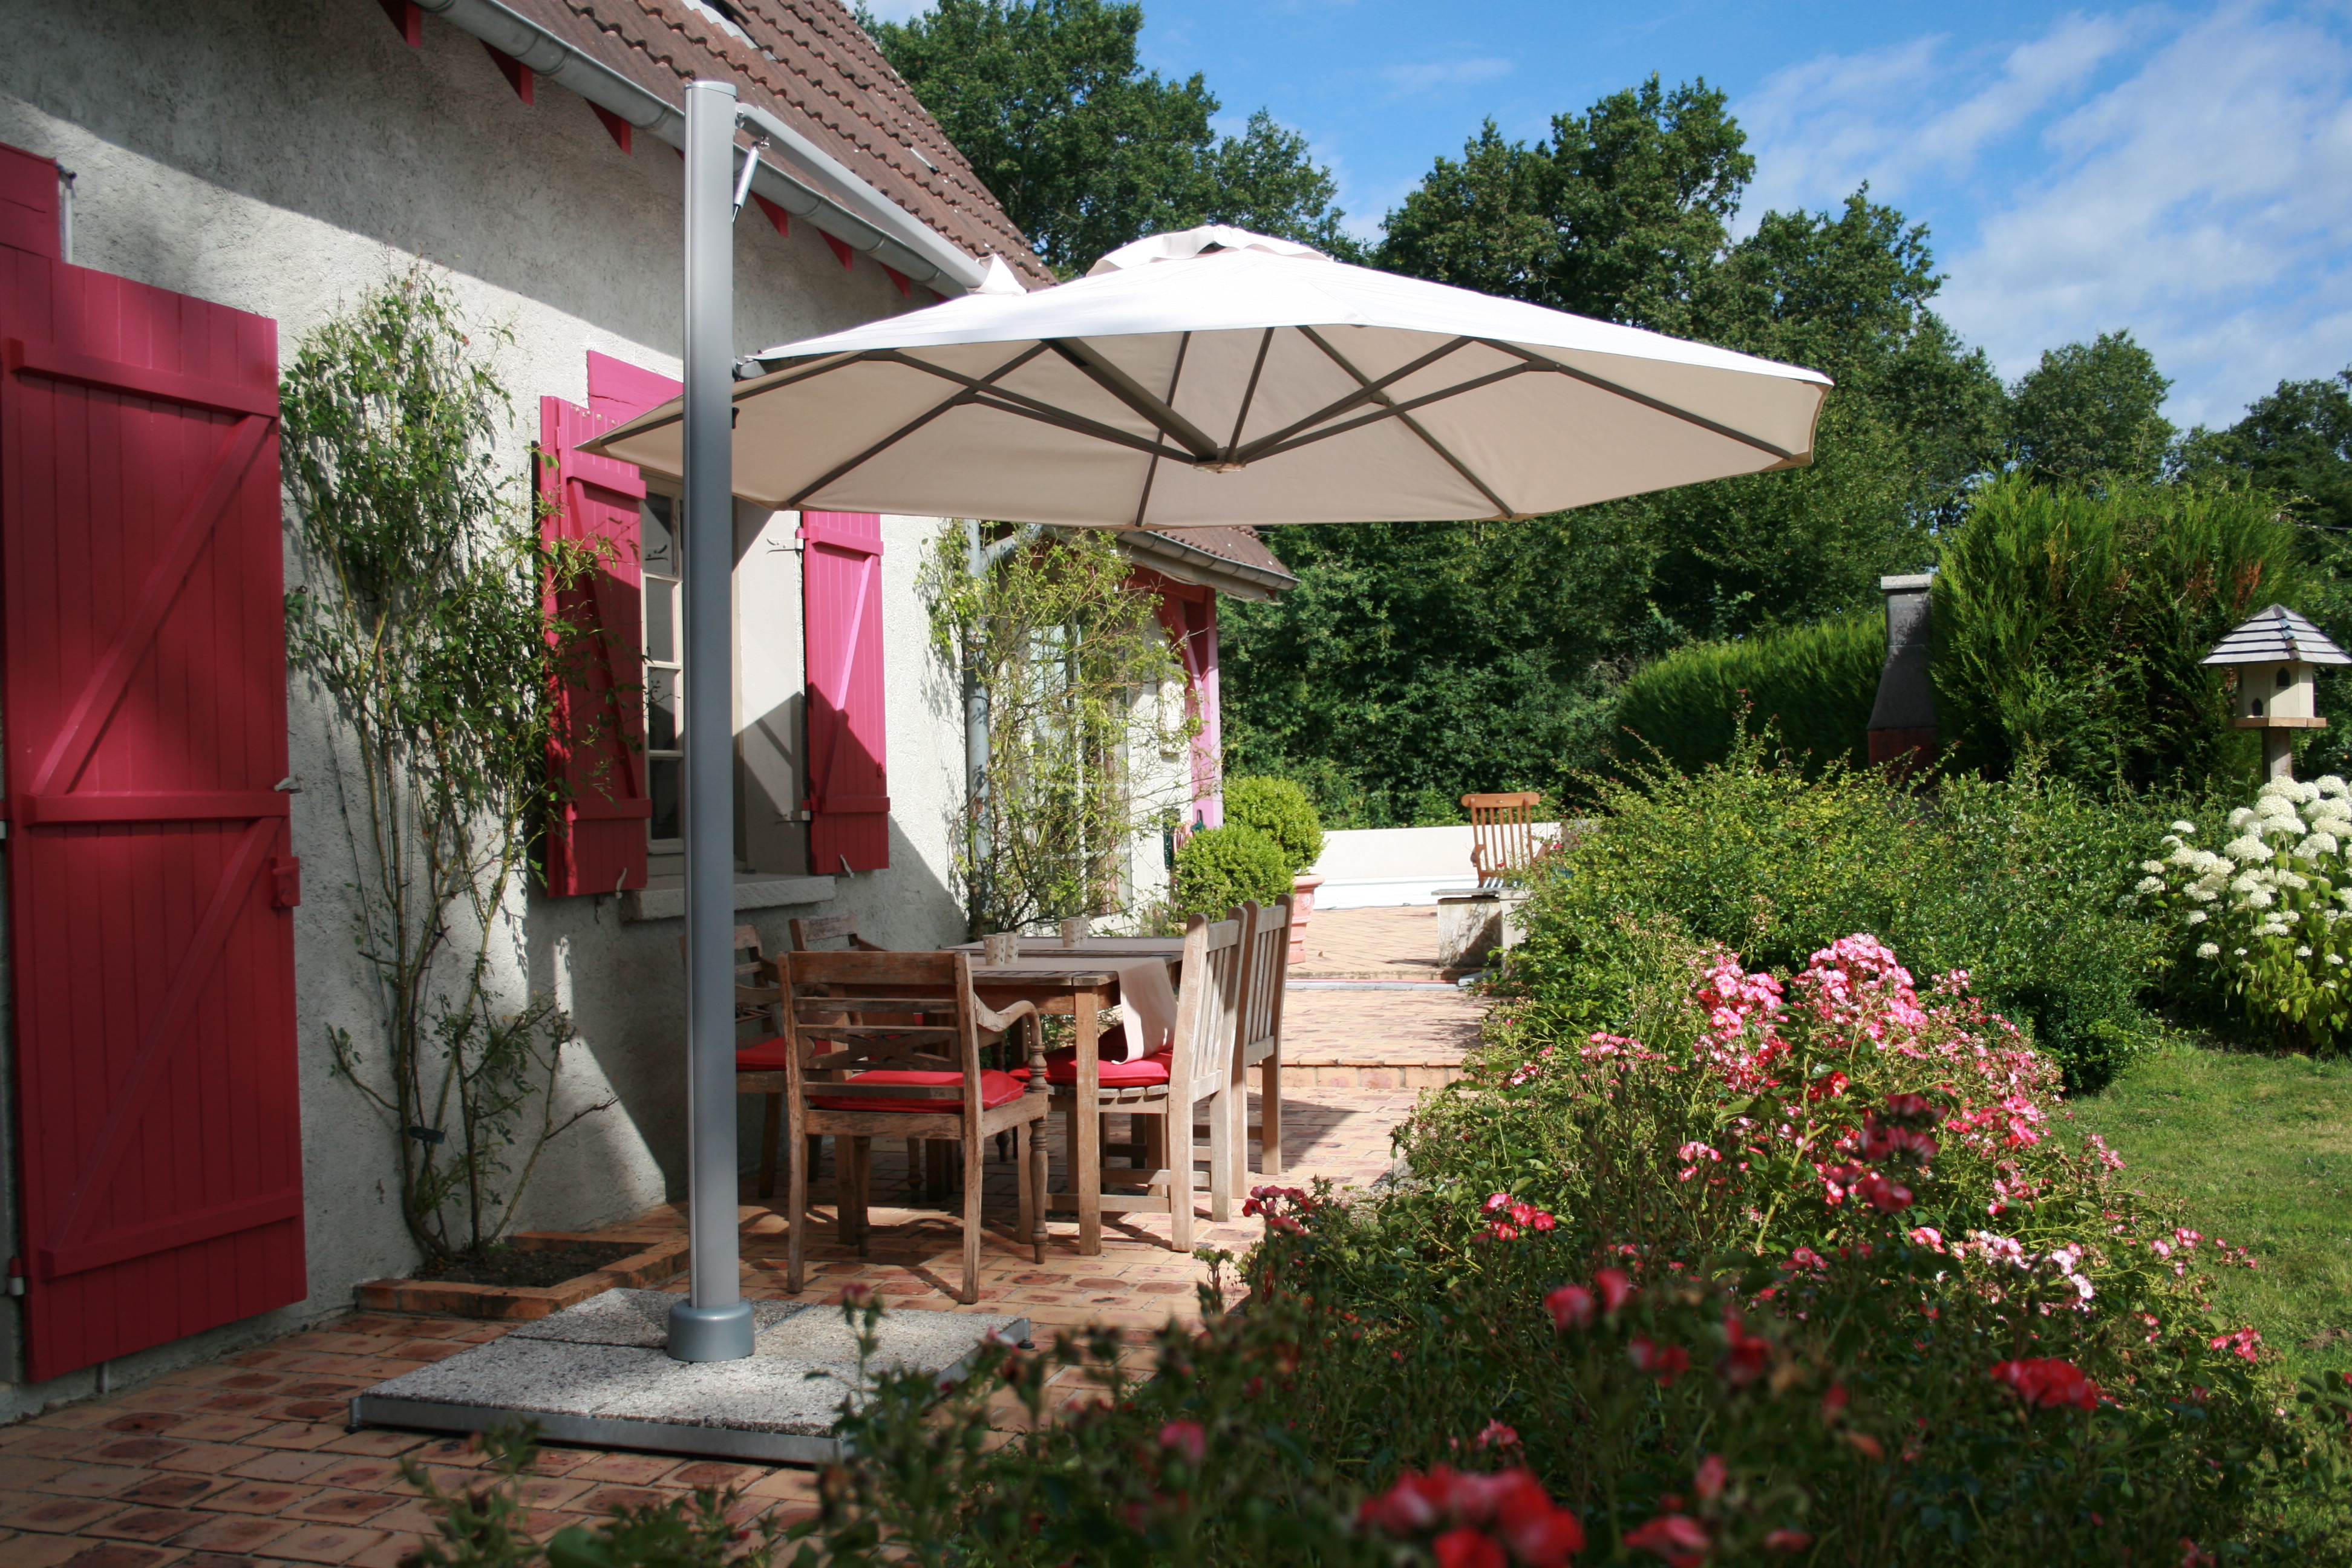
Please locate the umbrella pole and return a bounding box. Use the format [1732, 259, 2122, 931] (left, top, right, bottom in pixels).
[668, 77, 755, 1364]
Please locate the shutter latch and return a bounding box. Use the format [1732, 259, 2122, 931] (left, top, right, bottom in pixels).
[7, 1257, 24, 1296]
[269, 856, 302, 909]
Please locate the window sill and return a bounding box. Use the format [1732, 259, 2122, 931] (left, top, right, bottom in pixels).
[621, 872, 837, 923]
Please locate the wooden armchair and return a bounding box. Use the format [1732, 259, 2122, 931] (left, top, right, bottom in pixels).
[1230, 897, 1293, 1183]
[1465, 791, 1543, 886]
[779, 950, 1049, 1304]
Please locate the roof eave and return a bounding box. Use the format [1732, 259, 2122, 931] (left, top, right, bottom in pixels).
[1117, 529, 1296, 601]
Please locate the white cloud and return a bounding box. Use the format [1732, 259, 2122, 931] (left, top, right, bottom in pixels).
[1736, 3, 2352, 426]
[1379, 57, 1514, 97]
[857, 0, 932, 19]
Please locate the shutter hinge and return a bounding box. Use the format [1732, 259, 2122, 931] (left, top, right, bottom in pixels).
[269, 855, 302, 909]
[7, 1257, 24, 1296]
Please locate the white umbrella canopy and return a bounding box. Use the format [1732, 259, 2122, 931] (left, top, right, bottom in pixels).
[590, 226, 1832, 528]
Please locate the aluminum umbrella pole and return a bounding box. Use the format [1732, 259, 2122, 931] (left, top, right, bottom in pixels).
[667, 76, 755, 1364]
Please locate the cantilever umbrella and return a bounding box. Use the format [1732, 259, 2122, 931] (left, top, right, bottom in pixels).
[590, 224, 1832, 527]
[619, 109, 1830, 1370]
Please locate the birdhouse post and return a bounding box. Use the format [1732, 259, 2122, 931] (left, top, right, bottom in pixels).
[2201, 604, 2350, 781]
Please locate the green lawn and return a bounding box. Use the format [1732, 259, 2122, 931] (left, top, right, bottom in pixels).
[2065, 1040, 2352, 1383]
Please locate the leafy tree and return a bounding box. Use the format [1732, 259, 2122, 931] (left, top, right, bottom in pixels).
[864, 0, 1347, 275]
[2177, 368, 2352, 534]
[2008, 330, 2175, 487]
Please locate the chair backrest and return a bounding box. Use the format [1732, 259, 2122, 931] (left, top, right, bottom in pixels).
[1233, 897, 1292, 1064]
[1170, 913, 1245, 1097]
[1464, 791, 1543, 882]
[778, 949, 984, 1116]
[788, 913, 882, 952]
[680, 924, 777, 1030]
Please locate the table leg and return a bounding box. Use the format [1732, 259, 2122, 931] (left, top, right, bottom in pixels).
[1076, 987, 1102, 1256]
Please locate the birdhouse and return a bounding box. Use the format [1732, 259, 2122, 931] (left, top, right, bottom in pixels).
[2201, 604, 2351, 779]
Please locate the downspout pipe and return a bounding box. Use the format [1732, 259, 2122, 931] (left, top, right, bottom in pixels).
[411, 0, 987, 293]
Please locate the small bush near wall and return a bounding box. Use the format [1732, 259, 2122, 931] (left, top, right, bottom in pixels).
[1613, 611, 1884, 776]
[1223, 774, 1326, 876]
[1503, 736, 2167, 1089]
[1172, 824, 1291, 918]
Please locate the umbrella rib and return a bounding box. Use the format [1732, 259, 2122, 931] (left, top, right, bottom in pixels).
[1480, 341, 1800, 462]
[1221, 328, 1276, 463]
[1133, 331, 1195, 530]
[1235, 364, 1535, 464]
[1231, 335, 1478, 458]
[779, 344, 1052, 509]
[1046, 339, 1223, 461]
[878, 350, 1176, 460]
[1295, 327, 1519, 517]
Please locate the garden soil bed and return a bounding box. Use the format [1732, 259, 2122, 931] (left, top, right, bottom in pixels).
[358, 1230, 688, 1320]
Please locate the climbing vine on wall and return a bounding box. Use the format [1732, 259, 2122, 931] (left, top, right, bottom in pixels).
[281, 268, 610, 1263]
[924, 524, 1196, 937]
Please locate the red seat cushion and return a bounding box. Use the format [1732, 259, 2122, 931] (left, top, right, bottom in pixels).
[1036, 1047, 1172, 1086]
[736, 1037, 843, 1073]
[809, 1068, 1028, 1116]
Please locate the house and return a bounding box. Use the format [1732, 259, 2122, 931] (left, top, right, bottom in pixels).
[0, 0, 1292, 1416]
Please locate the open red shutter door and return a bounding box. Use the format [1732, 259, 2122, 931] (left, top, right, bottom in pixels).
[2, 246, 304, 1380]
[802, 512, 890, 872]
[541, 396, 653, 895]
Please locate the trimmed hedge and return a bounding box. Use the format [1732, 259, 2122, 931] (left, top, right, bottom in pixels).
[1224, 774, 1326, 876]
[1172, 823, 1290, 918]
[1613, 611, 1884, 776]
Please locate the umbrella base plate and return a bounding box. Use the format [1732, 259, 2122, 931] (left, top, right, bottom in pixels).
[350, 1287, 1028, 1465]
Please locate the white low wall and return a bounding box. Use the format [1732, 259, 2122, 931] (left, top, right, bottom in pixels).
[1308, 824, 1561, 909]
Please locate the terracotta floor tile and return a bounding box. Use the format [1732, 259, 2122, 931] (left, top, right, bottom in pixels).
[572, 1486, 668, 1514]
[237, 1431, 338, 1457]
[140, 1451, 244, 1480]
[0, 1436, 95, 1465]
[0, 1469, 65, 1496]
[166, 1514, 294, 1553]
[22, 1474, 147, 1505]
[192, 1484, 314, 1517]
[219, 1455, 334, 1487]
[342, 1534, 423, 1568]
[48, 1544, 180, 1568]
[567, 1456, 677, 1488]
[106, 1484, 217, 1515]
[0, 1500, 123, 1537]
[0, 1532, 90, 1567]
[81, 1510, 207, 1546]
[305, 1437, 417, 1463]
[249, 1525, 386, 1565]
[299, 1468, 396, 1498]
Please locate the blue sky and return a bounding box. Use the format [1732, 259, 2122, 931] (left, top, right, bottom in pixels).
[868, 1, 2352, 430]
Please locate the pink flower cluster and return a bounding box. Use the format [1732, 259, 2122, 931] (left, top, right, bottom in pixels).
[1990, 1356, 2105, 1411]
[2208, 1327, 2262, 1364]
[1243, 1184, 1316, 1236]
[1359, 1466, 1585, 1567]
[1481, 1192, 1561, 1242]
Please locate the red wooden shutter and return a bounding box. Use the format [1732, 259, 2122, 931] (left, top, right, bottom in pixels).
[1, 247, 304, 1380]
[0, 142, 60, 260]
[802, 512, 890, 872]
[1149, 578, 1223, 830]
[541, 396, 652, 895]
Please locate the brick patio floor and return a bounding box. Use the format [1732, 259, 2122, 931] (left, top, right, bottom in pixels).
[0, 920, 1481, 1568]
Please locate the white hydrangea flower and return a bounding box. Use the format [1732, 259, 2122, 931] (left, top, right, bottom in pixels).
[2236, 947, 2250, 956]
[2224, 836, 2272, 861]
[2281, 871, 2311, 890]
[2319, 775, 2350, 797]
[2330, 953, 2346, 966]
[2301, 834, 2341, 858]
[2298, 944, 2314, 958]
[2140, 859, 2168, 875]
[2198, 942, 2222, 958]
[2135, 876, 2165, 894]
[2171, 820, 2199, 834]
[2186, 909, 2208, 925]
[2229, 807, 2257, 831]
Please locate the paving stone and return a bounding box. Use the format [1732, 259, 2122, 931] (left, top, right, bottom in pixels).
[54, 1544, 177, 1568]
[1, 1498, 125, 1534]
[83, 1509, 209, 1544]
[168, 1514, 294, 1553]
[250, 1525, 387, 1564]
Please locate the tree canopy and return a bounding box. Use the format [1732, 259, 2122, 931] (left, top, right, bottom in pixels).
[2007, 330, 2176, 488]
[863, 0, 1347, 276]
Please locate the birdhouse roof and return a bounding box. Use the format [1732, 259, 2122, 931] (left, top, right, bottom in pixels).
[2201, 604, 2352, 667]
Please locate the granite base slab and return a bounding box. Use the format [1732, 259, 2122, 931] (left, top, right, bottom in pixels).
[351, 1288, 1030, 1465]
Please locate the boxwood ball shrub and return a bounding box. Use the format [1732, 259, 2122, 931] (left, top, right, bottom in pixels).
[1174, 823, 1290, 918]
[1224, 774, 1327, 876]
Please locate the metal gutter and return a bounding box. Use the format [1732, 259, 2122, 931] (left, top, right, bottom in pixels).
[411, 0, 988, 293]
[1117, 528, 1296, 601]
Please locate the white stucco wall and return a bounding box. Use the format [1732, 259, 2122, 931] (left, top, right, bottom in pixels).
[0, 0, 976, 1415]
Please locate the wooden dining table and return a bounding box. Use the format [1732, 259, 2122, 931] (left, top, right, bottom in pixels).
[950, 936, 1185, 1256]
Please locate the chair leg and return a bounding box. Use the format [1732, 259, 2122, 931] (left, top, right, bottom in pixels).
[786, 1117, 809, 1296]
[1169, 1108, 1196, 1254]
[1030, 1111, 1051, 1262]
[758, 1094, 783, 1201]
[844, 1137, 872, 1253]
[1261, 1050, 1284, 1177]
[961, 1130, 984, 1305]
[1206, 1088, 1233, 1224]
[1014, 1121, 1037, 1264]
[1143, 1116, 1169, 1194]
[927, 1138, 951, 1197]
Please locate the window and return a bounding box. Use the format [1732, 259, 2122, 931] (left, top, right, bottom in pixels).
[642, 494, 684, 872]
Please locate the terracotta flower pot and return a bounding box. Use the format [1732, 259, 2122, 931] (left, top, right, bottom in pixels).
[1288, 872, 1325, 964]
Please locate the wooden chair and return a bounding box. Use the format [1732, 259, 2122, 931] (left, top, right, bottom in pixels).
[682, 926, 800, 1200]
[1230, 897, 1293, 1184]
[1044, 913, 1243, 1252]
[784, 913, 955, 1195]
[1465, 791, 1543, 886]
[779, 949, 1049, 1305]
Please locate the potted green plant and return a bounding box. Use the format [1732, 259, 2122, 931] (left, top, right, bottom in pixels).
[1222, 776, 1328, 960]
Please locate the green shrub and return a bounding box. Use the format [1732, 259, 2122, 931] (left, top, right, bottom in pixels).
[1614, 610, 1884, 776]
[1503, 733, 2166, 1088]
[1934, 474, 2299, 789]
[1172, 823, 1290, 917]
[1223, 774, 1326, 875]
[2136, 775, 2352, 1053]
